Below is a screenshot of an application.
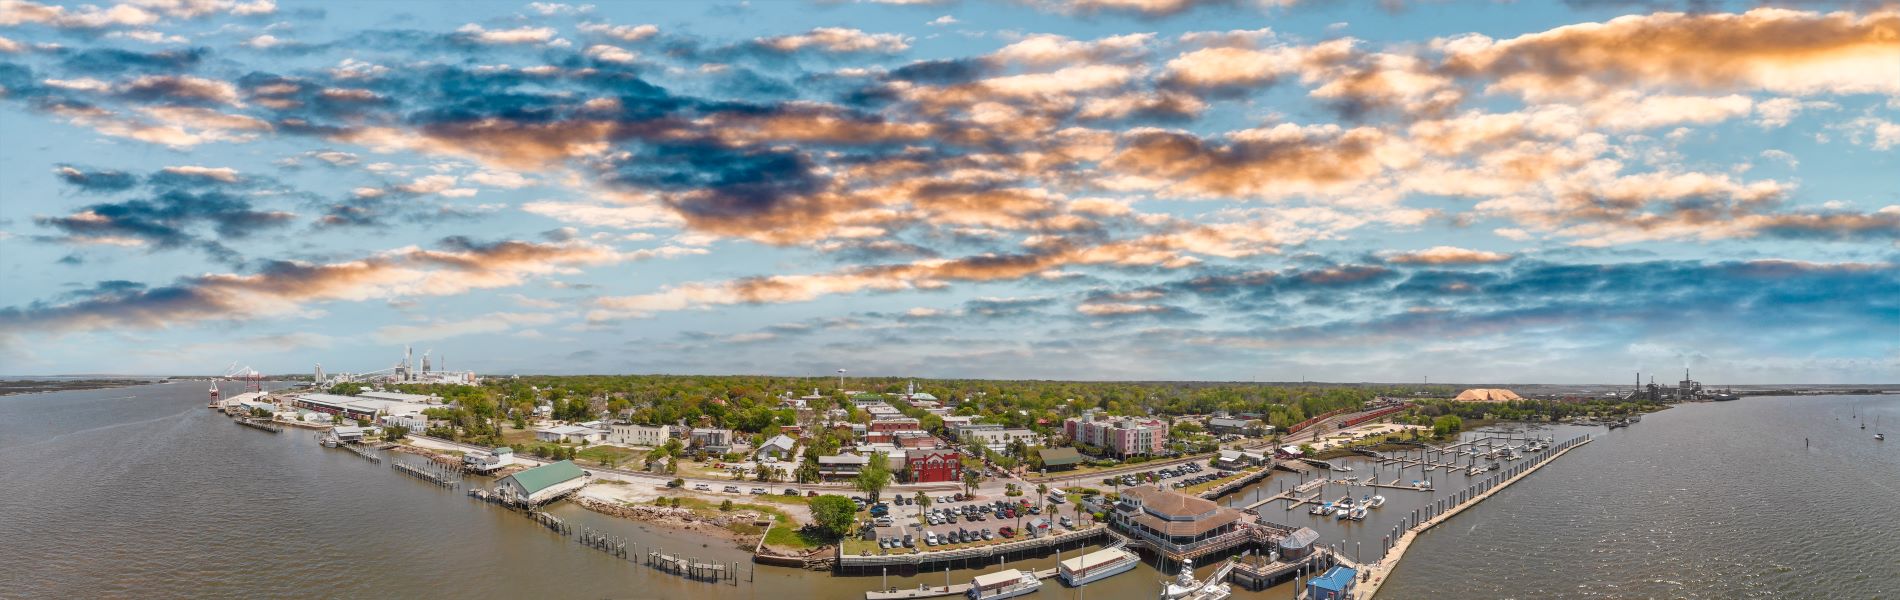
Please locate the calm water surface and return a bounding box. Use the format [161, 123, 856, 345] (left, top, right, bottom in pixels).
[2, 383, 1895, 598]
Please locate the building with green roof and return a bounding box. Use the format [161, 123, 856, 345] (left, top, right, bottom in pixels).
[496, 460, 587, 506]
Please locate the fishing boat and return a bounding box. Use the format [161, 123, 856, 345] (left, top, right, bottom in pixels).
[1159, 559, 1231, 600]
[1366, 495, 1386, 508]
[968, 569, 1040, 600]
[1057, 547, 1137, 587]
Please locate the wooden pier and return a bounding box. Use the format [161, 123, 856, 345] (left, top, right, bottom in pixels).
[336, 442, 382, 463]
[235, 418, 282, 433]
[393, 461, 461, 488]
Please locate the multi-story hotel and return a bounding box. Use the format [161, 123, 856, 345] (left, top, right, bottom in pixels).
[1064, 413, 1168, 457]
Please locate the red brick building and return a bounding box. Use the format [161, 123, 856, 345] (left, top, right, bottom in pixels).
[870, 418, 921, 433]
[905, 450, 961, 483]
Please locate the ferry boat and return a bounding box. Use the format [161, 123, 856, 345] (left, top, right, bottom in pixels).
[968, 569, 1040, 600]
[1057, 547, 1137, 587]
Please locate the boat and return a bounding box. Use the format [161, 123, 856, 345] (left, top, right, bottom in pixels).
[968, 568, 1041, 600]
[1310, 502, 1335, 516]
[1876, 433, 1886, 441]
[1346, 505, 1368, 521]
[1057, 547, 1137, 587]
[1466, 465, 1485, 476]
[1366, 495, 1385, 508]
[1334, 506, 1353, 520]
[1160, 559, 1231, 600]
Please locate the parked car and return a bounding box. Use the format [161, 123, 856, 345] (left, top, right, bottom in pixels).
[693, 483, 711, 491]
[784, 488, 799, 495]
[875, 516, 894, 526]
[723, 485, 740, 493]
[1059, 516, 1075, 529]
[751, 487, 767, 495]
[903, 534, 914, 548]
[982, 528, 994, 540]
[998, 526, 1015, 538]
[925, 533, 938, 546]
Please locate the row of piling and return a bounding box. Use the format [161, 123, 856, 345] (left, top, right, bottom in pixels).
[393, 461, 461, 488]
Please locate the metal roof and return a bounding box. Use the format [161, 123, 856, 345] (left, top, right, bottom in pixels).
[505, 460, 585, 495]
[972, 569, 1024, 589]
[1278, 527, 1320, 550]
[1308, 566, 1355, 592]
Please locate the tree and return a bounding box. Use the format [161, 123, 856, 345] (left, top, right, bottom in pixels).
[854, 452, 891, 500]
[382, 424, 410, 441]
[1036, 483, 1049, 508]
[795, 459, 821, 484]
[808, 495, 857, 539]
[1433, 415, 1464, 437]
[719, 499, 734, 511]
[962, 468, 981, 497]
[915, 492, 932, 527]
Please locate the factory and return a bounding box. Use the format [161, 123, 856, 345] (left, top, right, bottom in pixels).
[314, 346, 480, 386]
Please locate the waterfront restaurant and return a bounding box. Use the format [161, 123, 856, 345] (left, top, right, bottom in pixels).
[1111, 487, 1247, 560]
[1304, 565, 1357, 600]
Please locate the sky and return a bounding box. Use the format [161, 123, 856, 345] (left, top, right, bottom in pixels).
[0, 0, 1896, 384]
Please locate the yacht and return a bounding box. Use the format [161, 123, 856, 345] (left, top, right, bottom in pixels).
[1160, 559, 1231, 600]
[1057, 547, 1137, 587]
[968, 569, 1041, 600]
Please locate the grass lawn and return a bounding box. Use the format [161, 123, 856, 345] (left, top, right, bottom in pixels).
[575, 445, 644, 468]
[499, 428, 539, 448]
[663, 496, 821, 550]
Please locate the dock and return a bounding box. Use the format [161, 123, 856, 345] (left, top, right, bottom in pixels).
[1356, 434, 1593, 598]
[862, 567, 1060, 600]
[836, 524, 1106, 570]
[234, 418, 282, 433]
[393, 461, 461, 488]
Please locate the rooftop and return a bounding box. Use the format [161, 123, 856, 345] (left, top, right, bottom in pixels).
[1308, 566, 1356, 592]
[506, 460, 586, 495]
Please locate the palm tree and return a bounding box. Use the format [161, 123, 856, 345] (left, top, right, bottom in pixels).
[1036, 482, 1049, 509]
[962, 468, 981, 498]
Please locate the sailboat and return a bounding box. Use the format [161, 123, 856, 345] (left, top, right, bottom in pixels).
[1877, 416, 1885, 441]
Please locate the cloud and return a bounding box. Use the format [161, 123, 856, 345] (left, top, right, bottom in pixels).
[1, 238, 645, 335]
[371, 311, 558, 343]
[577, 21, 657, 41]
[455, 23, 558, 45]
[53, 164, 140, 192]
[1439, 8, 1900, 99]
[756, 27, 911, 53]
[521, 200, 680, 229]
[1383, 246, 1513, 265]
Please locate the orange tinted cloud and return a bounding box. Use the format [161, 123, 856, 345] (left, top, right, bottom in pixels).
[1440, 8, 1900, 99]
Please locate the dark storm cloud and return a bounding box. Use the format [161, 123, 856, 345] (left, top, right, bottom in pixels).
[58, 48, 208, 75]
[53, 164, 139, 192]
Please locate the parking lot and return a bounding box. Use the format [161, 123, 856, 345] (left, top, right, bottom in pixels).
[1097, 460, 1226, 491]
[856, 491, 1093, 555]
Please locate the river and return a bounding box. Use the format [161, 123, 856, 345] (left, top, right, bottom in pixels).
[1, 382, 1894, 598]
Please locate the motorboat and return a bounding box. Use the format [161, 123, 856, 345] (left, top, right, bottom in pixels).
[1310, 502, 1335, 516]
[1366, 495, 1385, 508]
[1347, 506, 1368, 520]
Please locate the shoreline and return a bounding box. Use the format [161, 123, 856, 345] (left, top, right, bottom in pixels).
[1355, 435, 1594, 598]
[0, 378, 161, 396]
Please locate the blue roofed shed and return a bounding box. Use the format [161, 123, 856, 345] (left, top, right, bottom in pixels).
[1305, 565, 1356, 600]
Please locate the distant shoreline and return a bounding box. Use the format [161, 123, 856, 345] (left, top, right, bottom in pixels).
[0, 378, 160, 396]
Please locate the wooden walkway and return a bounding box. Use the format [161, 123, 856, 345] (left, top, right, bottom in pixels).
[863, 567, 1059, 599]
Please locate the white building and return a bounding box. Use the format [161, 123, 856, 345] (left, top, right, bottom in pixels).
[607, 423, 676, 447]
[962, 427, 1041, 454]
[756, 434, 797, 461]
[535, 424, 603, 444]
[463, 447, 516, 473]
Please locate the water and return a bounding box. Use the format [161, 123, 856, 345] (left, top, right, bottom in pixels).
[2, 383, 1895, 598]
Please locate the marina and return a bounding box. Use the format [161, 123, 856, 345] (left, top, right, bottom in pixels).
[5, 382, 1898, 599]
